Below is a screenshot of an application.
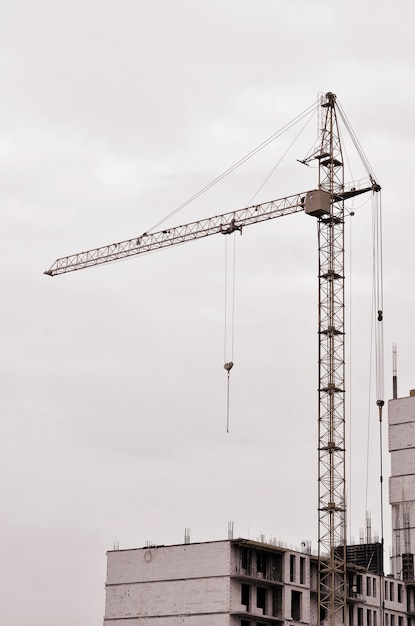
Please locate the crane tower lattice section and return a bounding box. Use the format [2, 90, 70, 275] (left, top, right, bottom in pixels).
[317, 92, 347, 626]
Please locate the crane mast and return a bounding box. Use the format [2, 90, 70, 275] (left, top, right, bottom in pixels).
[316, 92, 347, 626]
[45, 92, 380, 626]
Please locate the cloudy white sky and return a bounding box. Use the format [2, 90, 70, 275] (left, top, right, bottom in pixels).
[2, 1, 415, 624]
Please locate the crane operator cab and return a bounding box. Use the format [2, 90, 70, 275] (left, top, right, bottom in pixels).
[305, 189, 331, 218]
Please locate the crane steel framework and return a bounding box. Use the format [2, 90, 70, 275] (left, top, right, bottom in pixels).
[317, 92, 349, 626]
[45, 92, 380, 626]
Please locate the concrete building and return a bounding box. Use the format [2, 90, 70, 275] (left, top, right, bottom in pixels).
[103, 538, 407, 626]
[389, 389, 415, 581]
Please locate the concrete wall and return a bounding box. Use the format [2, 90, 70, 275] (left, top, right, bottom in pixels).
[389, 422, 415, 452]
[389, 396, 415, 426]
[106, 541, 231, 584]
[282, 551, 311, 623]
[390, 477, 415, 503]
[389, 395, 415, 577]
[104, 541, 231, 623]
[390, 448, 415, 476]
[104, 616, 230, 626]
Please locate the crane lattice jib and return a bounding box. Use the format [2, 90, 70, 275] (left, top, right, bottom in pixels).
[45, 183, 376, 277]
[45, 193, 308, 276]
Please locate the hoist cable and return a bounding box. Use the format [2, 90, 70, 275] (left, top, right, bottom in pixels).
[222, 109, 317, 432]
[338, 124, 356, 192]
[226, 373, 231, 434]
[224, 234, 237, 433]
[145, 101, 318, 234]
[363, 192, 384, 558]
[365, 283, 375, 519]
[246, 106, 317, 205]
[372, 191, 385, 578]
[221, 107, 317, 432]
[231, 236, 236, 360]
[224, 235, 229, 365]
[373, 192, 385, 404]
[347, 211, 354, 540]
[336, 101, 378, 183]
[358, 192, 384, 556]
[362, 190, 385, 579]
[223, 236, 236, 363]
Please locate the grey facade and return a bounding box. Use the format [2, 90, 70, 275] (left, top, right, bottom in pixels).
[103, 539, 406, 626]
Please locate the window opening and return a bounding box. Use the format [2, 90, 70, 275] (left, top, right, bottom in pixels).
[257, 551, 267, 575]
[241, 584, 250, 611]
[300, 557, 305, 584]
[290, 554, 296, 582]
[291, 590, 302, 621]
[272, 587, 282, 618]
[242, 547, 251, 572]
[269, 553, 282, 582]
[257, 587, 267, 614]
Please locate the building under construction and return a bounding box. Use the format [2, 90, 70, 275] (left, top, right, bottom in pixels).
[102, 389, 415, 625]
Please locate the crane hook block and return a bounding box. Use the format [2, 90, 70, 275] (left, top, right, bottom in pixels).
[224, 362, 234, 372]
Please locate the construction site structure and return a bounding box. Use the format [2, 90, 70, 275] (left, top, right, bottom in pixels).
[45, 92, 381, 626]
[102, 537, 405, 626]
[389, 389, 415, 583]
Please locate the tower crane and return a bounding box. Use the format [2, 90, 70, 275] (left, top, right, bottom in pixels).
[45, 92, 381, 626]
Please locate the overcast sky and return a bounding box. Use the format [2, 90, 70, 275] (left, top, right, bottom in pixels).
[2, 1, 415, 624]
